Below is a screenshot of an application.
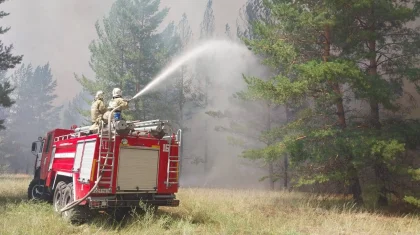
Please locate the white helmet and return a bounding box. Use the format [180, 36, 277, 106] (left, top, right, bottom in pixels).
[95, 90, 104, 99]
[112, 88, 122, 97]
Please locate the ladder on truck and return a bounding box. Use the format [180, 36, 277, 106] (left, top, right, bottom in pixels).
[165, 140, 180, 188]
[96, 121, 117, 193]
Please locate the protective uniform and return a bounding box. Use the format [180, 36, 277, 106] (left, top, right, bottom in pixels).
[104, 88, 129, 122]
[89, 91, 106, 132]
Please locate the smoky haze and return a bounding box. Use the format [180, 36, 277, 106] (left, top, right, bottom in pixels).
[148, 39, 272, 189]
[1, 0, 247, 103]
[0, 0, 278, 189]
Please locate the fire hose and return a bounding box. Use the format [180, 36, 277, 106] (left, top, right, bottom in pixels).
[60, 105, 121, 213]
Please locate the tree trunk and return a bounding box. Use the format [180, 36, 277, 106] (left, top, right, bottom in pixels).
[350, 172, 363, 204]
[203, 74, 209, 176]
[284, 156, 288, 189]
[268, 161, 275, 190]
[367, 8, 387, 205]
[324, 25, 363, 203]
[266, 103, 275, 190]
[323, 25, 346, 129]
[368, 39, 381, 130]
[284, 104, 292, 190]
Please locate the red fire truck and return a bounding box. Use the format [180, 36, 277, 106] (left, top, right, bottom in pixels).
[27, 118, 181, 223]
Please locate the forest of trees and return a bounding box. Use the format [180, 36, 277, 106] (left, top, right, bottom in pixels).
[2, 0, 420, 209]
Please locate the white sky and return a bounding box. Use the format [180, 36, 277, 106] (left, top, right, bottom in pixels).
[0, 0, 247, 104]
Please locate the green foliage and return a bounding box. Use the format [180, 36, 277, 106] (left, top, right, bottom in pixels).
[403, 196, 420, 208]
[0, 0, 22, 71]
[76, 0, 181, 122]
[62, 91, 91, 128]
[0, 0, 22, 131]
[0, 80, 14, 130]
[235, 0, 420, 206]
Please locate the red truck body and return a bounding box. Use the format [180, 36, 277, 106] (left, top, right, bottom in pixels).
[28, 120, 180, 222]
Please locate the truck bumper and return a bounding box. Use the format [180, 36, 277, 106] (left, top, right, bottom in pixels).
[89, 197, 180, 208]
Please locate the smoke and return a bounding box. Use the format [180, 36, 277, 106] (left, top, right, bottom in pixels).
[0, 0, 276, 189]
[172, 37, 273, 189]
[1, 0, 114, 103]
[0, 0, 246, 104]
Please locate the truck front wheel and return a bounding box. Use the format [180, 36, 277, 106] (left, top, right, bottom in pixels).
[27, 179, 44, 201]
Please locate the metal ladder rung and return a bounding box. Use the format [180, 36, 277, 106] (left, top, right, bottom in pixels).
[97, 120, 117, 190]
[98, 181, 111, 184]
[169, 171, 178, 173]
[101, 163, 114, 167]
[100, 152, 114, 155]
[100, 169, 113, 172]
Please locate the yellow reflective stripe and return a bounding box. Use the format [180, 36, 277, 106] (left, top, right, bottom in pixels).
[90, 159, 96, 182]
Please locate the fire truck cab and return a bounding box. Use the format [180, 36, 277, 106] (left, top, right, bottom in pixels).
[28, 119, 181, 223]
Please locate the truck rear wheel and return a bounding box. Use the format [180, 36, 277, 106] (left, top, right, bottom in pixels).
[27, 179, 44, 201]
[53, 181, 66, 213]
[61, 183, 89, 224]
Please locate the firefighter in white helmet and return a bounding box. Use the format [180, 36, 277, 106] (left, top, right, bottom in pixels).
[103, 88, 130, 122]
[89, 90, 106, 133]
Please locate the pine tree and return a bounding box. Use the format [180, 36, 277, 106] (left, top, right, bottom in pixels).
[333, 0, 420, 206]
[4, 63, 62, 172]
[0, 0, 22, 71]
[62, 90, 92, 128]
[0, 0, 23, 131]
[0, 80, 14, 130]
[200, 0, 215, 40]
[196, 0, 216, 176]
[76, 0, 174, 121]
[241, 0, 370, 201]
[225, 24, 232, 40]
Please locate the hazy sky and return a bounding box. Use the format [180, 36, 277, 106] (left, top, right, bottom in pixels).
[1, 0, 247, 103]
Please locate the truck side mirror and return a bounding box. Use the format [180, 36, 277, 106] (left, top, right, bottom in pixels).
[31, 142, 37, 153]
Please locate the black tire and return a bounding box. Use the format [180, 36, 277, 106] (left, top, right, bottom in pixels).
[61, 183, 90, 224]
[53, 181, 66, 213]
[110, 207, 132, 222]
[27, 179, 44, 201]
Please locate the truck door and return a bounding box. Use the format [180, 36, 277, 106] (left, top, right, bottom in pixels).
[40, 131, 54, 180]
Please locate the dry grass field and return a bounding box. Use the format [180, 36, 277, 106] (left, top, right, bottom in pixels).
[1, 174, 420, 235]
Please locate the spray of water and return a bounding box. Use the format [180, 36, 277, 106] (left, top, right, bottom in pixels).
[130, 39, 250, 100]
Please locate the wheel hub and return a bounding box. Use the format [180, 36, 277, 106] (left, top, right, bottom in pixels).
[31, 185, 43, 199]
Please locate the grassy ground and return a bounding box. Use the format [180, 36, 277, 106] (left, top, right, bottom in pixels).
[1, 175, 420, 235]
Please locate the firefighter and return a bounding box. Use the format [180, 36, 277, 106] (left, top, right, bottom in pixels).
[89, 90, 106, 133]
[104, 88, 130, 121]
